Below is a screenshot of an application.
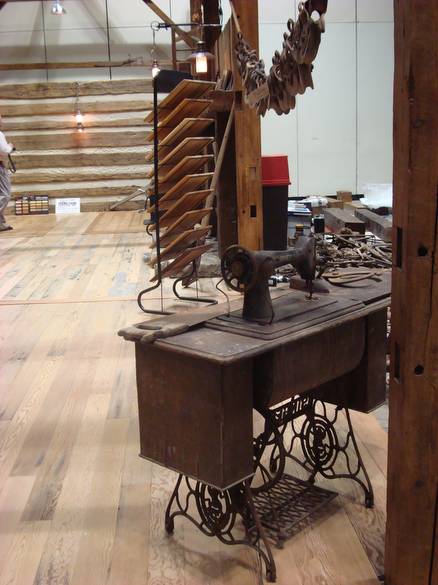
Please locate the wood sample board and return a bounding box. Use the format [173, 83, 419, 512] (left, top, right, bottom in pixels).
[152, 244, 213, 281]
[145, 79, 215, 123]
[151, 173, 213, 203]
[159, 226, 212, 262]
[147, 117, 214, 149]
[158, 98, 212, 129]
[159, 136, 214, 167]
[159, 155, 214, 184]
[156, 190, 213, 223]
[160, 208, 213, 246]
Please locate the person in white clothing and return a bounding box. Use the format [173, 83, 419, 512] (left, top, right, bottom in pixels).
[0, 115, 14, 231]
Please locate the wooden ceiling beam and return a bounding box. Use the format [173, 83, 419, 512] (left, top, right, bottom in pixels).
[141, 0, 198, 49]
[0, 60, 174, 71]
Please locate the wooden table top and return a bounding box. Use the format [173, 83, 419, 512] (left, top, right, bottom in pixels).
[119, 272, 391, 365]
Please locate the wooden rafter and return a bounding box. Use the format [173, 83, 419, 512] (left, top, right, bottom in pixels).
[0, 60, 173, 71]
[141, 0, 198, 49]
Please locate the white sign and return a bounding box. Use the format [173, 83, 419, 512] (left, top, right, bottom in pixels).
[55, 198, 81, 214]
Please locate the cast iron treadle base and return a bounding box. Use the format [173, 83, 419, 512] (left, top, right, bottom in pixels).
[252, 474, 338, 549]
[164, 476, 277, 582]
[163, 396, 374, 584]
[267, 396, 375, 508]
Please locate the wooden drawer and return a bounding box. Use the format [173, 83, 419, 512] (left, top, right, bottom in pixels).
[135, 343, 254, 489]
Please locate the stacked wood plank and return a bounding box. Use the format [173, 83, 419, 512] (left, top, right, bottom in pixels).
[147, 79, 216, 281]
[0, 79, 153, 211]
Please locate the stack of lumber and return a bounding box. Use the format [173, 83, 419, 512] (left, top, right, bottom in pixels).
[146, 79, 217, 280]
[0, 79, 153, 212]
[323, 190, 392, 242]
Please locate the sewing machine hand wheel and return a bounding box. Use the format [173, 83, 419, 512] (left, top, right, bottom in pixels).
[221, 237, 316, 322]
[221, 245, 259, 292]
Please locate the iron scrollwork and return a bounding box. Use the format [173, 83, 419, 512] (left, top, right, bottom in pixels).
[163, 392, 374, 583]
[165, 475, 276, 582]
[269, 397, 375, 508]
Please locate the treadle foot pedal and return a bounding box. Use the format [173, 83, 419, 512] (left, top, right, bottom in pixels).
[252, 474, 338, 548]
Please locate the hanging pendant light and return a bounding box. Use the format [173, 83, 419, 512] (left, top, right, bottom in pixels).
[51, 1, 66, 15]
[75, 110, 84, 131]
[74, 83, 84, 132]
[151, 59, 160, 78]
[149, 22, 161, 80]
[189, 41, 214, 74]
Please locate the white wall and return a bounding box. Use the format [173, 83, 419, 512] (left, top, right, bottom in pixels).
[0, 0, 393, 196]
[258, 0, 394, 196]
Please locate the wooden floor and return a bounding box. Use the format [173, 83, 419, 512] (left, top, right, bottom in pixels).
[0, 212, 387, 585]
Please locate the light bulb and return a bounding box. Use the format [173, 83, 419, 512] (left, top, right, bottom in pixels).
[195, 54, 208, 74]
[51, 1, 65, 15]
[190, 42, 212, 75]
[75, 111, 84, 125]
[151, 60, 160, 78]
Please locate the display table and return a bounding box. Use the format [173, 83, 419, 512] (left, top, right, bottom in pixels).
[119, 273, 390, 582]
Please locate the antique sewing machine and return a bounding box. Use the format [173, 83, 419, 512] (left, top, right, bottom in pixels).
[119, 235, 390, 582]
[220, 234, 316, 322]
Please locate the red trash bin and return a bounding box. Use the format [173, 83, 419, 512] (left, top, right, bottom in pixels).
[261, 155, 291, 250]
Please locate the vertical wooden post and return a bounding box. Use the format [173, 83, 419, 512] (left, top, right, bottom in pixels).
[202, 0, 220, 81]
[230, 0, 264, 250]
[214, 21, 238, 254]
[202, 0, 221, 53]
[385, 1, 438, 584]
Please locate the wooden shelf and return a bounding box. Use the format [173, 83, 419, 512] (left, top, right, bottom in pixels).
[145, 79, 215, 124]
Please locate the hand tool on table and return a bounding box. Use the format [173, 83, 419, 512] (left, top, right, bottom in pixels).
[324, 269, 383, 286]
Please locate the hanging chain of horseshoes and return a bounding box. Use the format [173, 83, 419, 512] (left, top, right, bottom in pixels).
[233, 0, 328, 116]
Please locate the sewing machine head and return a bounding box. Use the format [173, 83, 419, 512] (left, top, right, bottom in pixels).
[221, 235, 316, 323]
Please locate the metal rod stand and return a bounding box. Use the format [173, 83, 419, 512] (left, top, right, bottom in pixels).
[172, 260, 218, 305]
[138, 72, 169, 316]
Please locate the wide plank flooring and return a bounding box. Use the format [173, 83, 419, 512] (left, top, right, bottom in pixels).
[0, 212, 387, 585]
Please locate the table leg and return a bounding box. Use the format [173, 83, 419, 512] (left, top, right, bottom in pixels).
[164, 474, 277, 582]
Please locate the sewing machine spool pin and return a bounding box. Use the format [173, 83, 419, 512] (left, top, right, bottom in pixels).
[221, 235, 316, 322]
